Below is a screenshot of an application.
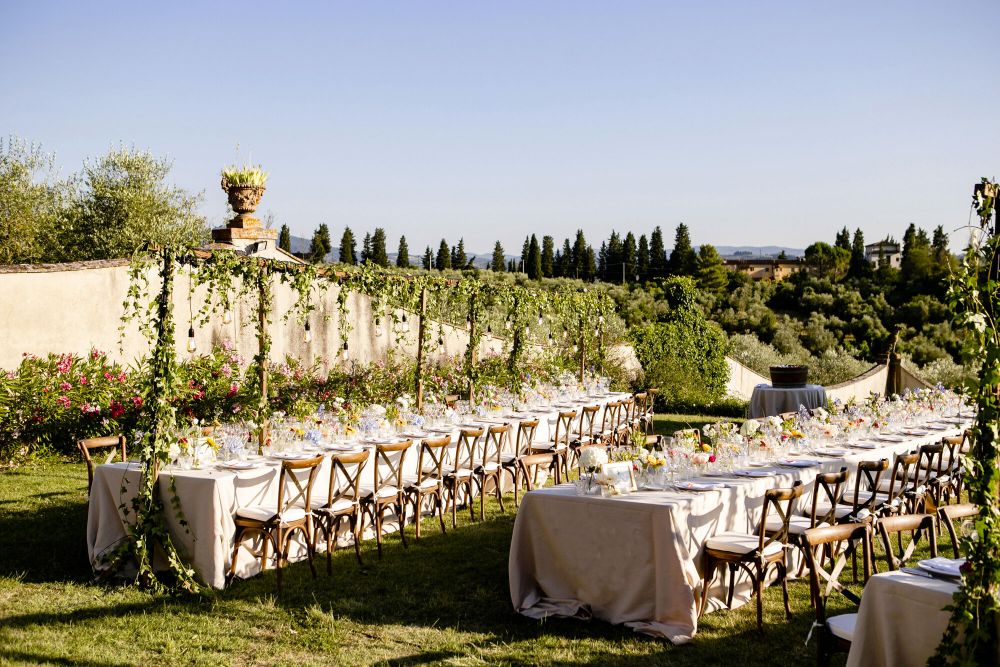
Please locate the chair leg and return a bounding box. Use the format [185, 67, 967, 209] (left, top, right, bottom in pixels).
[779, 563, 791, 618]
[495, 475, 505, 513]
[468, 481, 476, 521]
[274, 528, 284, 594]
[302, 526, 317, 579]
[513, 467, 521, 507]
[323, 519, 334, 575]
[699, 556, 715, 618]
[413, 494, 423, 541]
[755, 573, 764, 631]
[726, 563, 736, 609]
[479, 475, 487, 520]
[451, 486, 458, 529]
[398, 501, 408, 549]
[375, 506, 384, 559]
[437, 493, 447, 535]
[230, 526, 246, 582]
[350, 513, 363, 566]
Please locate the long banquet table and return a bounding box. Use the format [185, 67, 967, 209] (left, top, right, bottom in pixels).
[87, 392, 633, 588]
[508, 423, 968, 644]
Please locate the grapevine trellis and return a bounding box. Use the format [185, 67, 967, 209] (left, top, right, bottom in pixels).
[113, 245, 620, 591]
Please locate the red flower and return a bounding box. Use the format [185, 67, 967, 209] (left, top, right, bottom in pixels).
[109, 400, 125, 419]
[78, 375, 88, 386]
[708, 455, 716, 463]
[104, 372, 114, 381]
[59, 381, 72, 391]
[227, 383, 239, 397]
[57, 396, 71, 409]
[131, 396, 143, 408]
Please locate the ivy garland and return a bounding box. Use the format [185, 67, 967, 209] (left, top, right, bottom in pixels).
[932, 177, 1000, 665]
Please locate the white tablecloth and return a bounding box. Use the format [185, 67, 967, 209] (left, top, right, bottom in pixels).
[847, 570, 999, 667]
[749, 384, 827, 418]
[509, 426, 964, 643]
[87, 392, 631, 588]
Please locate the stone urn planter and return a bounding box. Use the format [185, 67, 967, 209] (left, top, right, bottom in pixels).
[769, 364, 808, 388]
[221, 180, 265, 229]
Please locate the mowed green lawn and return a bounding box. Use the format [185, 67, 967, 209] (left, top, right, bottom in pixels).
[0, 415, 932, 666]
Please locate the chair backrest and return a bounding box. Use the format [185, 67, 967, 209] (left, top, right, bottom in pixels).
[444, 394, 460, 409]
[809, 466, 849, 526]
[758, 481, 805, 551]
[876, 513, 937, 571]
[939, 503, 979, 559]
[600, 401, 622, 433]
[326, 449, 369, 509]
[848, 459, 889, 518]
[618, 396, 635, 427]
[632, 392, 648, 423]
[518, 452, 556, 491]
[882, 452, 919, 514]
[916, 442, 945, 487]
[941, 435, 963, 474]
[553, 411, 577, 448]
[514, 419, 540, 457]
[646, 388, 658, 417]
[373, 440, 412, 491]
[803, 523, 872, 626]
[483, 424, 510, 465]
[415, 436, 451, 486]
[453, 428, 484, 472]
[78, 435, 127, 492]
[276, 455, 325, 517]
[578, 405, 599, 442]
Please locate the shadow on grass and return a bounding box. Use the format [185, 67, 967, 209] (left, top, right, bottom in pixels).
[0, 649, 131, 667]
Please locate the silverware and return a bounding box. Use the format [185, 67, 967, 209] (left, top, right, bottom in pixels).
[900, 567, 935, 579]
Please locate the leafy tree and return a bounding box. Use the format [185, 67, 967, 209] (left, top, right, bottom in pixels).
[649, 225, 667, 278]
[696, 243, 728, 292]
[848, 228, 869, 279]
[597, 241, 608, 278]
[436, 239, 451, 270]
[278, 224, 291, 252]
[507, 258, 516, 273]
[309, 223, 332, 263]
[803, 241, 849, 278]
[834, 226, 851, 250]
[557, 239, 573, 277]
[526, 234, 542, 280]
[541, 235, 554, 278]
[623, 232, 637, 282]
[573, 230, 589, 279]
[491, 241, 506, 272]
[422, 246, 433, 270]
[339, 227, 357, 265]
[583, 244, 598, 280]
[667, 223, 697, 276]
[65, 147, 206, 261]
[360, 232, 372, 264]
[520, 236, 530, 273]
[370, 228, 389, 267]
[396, 235, 410, 268]
[637, 234, 650, 281]
[0, 138, 68, 264]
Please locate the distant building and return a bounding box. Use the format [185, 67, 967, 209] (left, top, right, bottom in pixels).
[865, 241, 901, 269]
[724, 258, 804, 281]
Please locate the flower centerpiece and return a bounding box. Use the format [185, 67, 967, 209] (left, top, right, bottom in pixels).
[577, 446, 609, 495]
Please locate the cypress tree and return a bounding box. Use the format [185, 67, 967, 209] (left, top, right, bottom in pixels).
[623, 232, 637, 282]
[360, 232, 372, 264]
[605, 232, 623, 281]
[835, 226, 851, 250]
[637, 234, 650, 281]
[339, 226, 357, 265]
[520, 236, 530, 273]
[396, 235, 410, 268]
[370, 228, 389, 267]
[558, 239, 573, 277]
[527, 234, 542, 280]
[436, 239, 451, 270]
[422, 246, 433, 270]
[491, 241, 506, 272]
[649, 225, 667, 278]
[278, 224, 291, 252]
[573, 230, 588, 278]
[848, 228, 869, 278]
[696, 243, 728, 292]
[452, 238, 468, 268]
[309, 223, 332, 263]
[667, 223, 697, 276]
[541, 235, 554, 278]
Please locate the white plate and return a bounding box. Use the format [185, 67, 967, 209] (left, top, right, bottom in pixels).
[734, 470, 772, 478]
[902, 430, 930, 436]
[778, 459, 821, 468]
[747, 461, 769, 467]
[267, 452, 314, 461]
[216, 461, 258, 470]
[875, 435, 907, 443]
[674, 481, 726, 492]
[819, 449, 849, 457]
[917, 557, 964, 578]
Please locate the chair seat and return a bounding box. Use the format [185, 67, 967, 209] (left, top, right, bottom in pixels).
[705, 531, 783, 557]
[764, 515, 827, 535]
[403, 477, 440, 491]
[236, 505, 306, 523]
[840, 489, 884, 506]
[311, 497, 356, 515]
[500, 454, 518, 464]
[801, 501, 856, 521]
[359, 485, 400, 500]
[476, 461, 501, 472]
[531, 443, 566, 453]
[827, 613, 857, 642]
[445, 468, 474, 479]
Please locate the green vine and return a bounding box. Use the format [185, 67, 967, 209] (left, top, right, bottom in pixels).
[932, 177, 1000, 665]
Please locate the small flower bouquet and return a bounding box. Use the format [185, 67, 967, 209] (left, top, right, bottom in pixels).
[576, 447, 609, 495]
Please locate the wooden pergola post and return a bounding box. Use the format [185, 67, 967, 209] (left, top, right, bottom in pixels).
[256, 268, 270, 454]
[467, 294, 477, 404]
[415, 287, 428, 412]
[579, 318, 586, 383]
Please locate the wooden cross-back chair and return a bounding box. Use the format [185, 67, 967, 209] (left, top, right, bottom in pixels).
[517, 452, 558, 492]
[313, 449, 368, 570]
[597, 401, 622, 448]
[616, 396, 636, 445]
[938, 434, 965, 504]
[404, 436, 451, 540]
[875, 513, 937, 572]
[803, 522, 873, 667]
[938, 503, 979, 559]
[569, 405, 600, 470]
[912, 442, 945, 512]
[78, 435, 127, 493]
[530, 411, 575, 484]
[444, 394, 460, 409]
[837, 459, 889, 522]
[876, 452, 920, 517]
[445, 428, 483, 528]
[643, 388, 658, 433]
[476, 424, 510, 517]
[632, 392, 649, 434]
[501, 419, 539, 507]
[359, 440, 413, 558]
[700, 481, 805, 631]
[230, 454, 324, 592]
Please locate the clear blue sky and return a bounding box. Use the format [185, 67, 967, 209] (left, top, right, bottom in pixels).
[3, 1, 998, 255]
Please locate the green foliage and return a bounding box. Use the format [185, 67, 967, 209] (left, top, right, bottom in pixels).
[631, 278, 729, 410]
[667, 223, 697, 276]
[696, 243, 728, 292]
[338, 227, 356, 265]
[369, 228, 389, 267]
[436, 239, 451, 270]
[278, 224, 291, 252]
[220, 164, 268, 188]
[0, 138, 68, 264]
[491, 240, 506, 272]
[309, 224, 332, 263]
[395, 235, 409, 268]
[803, 241, 850, 279]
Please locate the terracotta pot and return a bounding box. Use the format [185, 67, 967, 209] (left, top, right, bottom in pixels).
[222, 183, 265, 215]
[769, 365, 808, 388]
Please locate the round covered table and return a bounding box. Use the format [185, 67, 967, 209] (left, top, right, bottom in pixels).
[748, 384, 826, 418]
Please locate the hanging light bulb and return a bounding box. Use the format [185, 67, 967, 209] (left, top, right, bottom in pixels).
[548, 332, 553, 342]
[304, 321, 312, 343]
[401, 314, 410, 333]
[341, 340, 349, 360]
[573, 344, 579, 354]
[524, 325, 530, 336]
[437, 336, 445, 354]
[187, 326, 197, 353]
[505, 320, 512, 330]
[487, 324, 492, 334]
[598, 315, 605, 324]
[374, 317, 383, 337]
[537, 311, 544, 326]
[222, 309, 233, 324]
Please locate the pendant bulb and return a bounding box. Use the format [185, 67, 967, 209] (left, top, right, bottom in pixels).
[222, 309, 233, 324]
[187, 326, 197, 353]
[304, 321, 312, 343]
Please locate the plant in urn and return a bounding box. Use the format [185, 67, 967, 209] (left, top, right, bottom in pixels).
[221, 164, 269, 229]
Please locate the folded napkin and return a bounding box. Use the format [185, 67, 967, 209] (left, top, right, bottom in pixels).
[918, 557, 965, 578]
[674, 481, 726, 491]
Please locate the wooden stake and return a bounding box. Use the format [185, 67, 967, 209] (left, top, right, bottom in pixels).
[415, 287, 427, 412]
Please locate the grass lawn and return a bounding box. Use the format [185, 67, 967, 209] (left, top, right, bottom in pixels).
[0, 415, 933, 666]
